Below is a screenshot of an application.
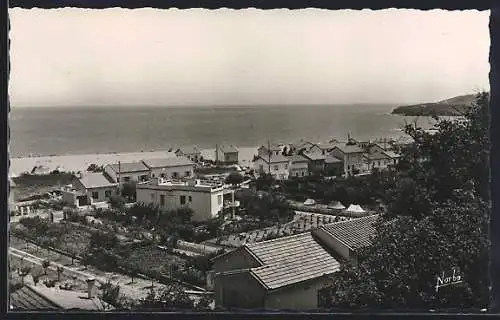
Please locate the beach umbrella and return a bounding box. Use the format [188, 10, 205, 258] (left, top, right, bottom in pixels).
[328, 201, 346, 210]
[346, 204, 365, 213]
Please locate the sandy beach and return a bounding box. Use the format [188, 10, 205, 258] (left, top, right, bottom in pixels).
[9, 147, 259, 178]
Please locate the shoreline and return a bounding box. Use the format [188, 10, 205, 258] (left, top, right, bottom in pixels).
[9, 147, 259, 178]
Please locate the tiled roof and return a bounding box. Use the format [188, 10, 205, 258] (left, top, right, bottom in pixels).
[108, 161, 150, 173]
[218, 145, 239, 153]
[175, 146, 201, 155]
[364, 153, 391, 161]
[257, 155, 290, 164]
[316, 142, 340, 150]
[245, 232, 340, 290]
[302, 152, 326, 161]
[28, 286, 108, 310]
[383, 151, 401, 158]
[78, 173, 117, 189]
[324, 156, 342, 164]
[319, 214, 379, 251]
[332, 145, 364, 154]
[10, 285, 61, 310]
[288, 155, 309, 163]
[142, 156, 194, 168]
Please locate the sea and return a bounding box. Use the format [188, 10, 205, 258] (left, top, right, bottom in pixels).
[9, 104, 438, 158]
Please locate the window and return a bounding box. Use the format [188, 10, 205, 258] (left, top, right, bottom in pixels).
[116, 177, 120, 183]
[189, 196, 192, 202]
[377, 161, 381, 166]
[124, 177, 130, 182]
[105, 190, 112, 198]
[151, 193, 155, 200]
[284, 164, 288, 170]
[180, 195, 186, 205]
[92, 192, 99, 199]
[160, 194, 165, 206]
[259, 165, 264, 172]
[301, 171, 305, 176]
[173, 172, 179, 179]
[217, 195, 222, 205]
[274, 165, 279, 171]
[160, 173, 165, 178]
[185, 171, 191, 177]
[140, 175, 148, 181]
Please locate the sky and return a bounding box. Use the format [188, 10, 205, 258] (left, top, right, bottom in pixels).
[9, 8, 490, 107]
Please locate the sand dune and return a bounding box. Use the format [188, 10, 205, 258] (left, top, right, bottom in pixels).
[9, 147, 258, 177]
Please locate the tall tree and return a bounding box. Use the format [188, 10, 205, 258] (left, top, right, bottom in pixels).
[320, 93, 490, 310]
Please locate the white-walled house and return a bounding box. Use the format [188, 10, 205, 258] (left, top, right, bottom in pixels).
[257, 144, 283, 158]
[211, 214, 379, 310]
[364, 144, 400, 171]
[288, 155, 309, 178]
[175, 146, 202, 163]
[330, 145, 365, 176]
[62, 172, 118, 207]
[142, 156, 195, 180]
[104, 162, 151, 183]
[253, 155, 291, 180]
[215, 145, 239, 165]
[136, 178, 234, 221]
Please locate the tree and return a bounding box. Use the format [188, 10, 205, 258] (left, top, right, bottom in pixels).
[32, 271, 42, 286]
[320, 93, 489, 310]
[121, 182, 137, 201]
[109, 194, 126, 210]
[56, 266, 64, 282]
[225, 171, 244, 187]
[42, 260, 50, 275]
[99, 281, 128, 309]
[138, 281, 195, 310]
[90, 231, 119, 250]
[19, 266, 32, 285]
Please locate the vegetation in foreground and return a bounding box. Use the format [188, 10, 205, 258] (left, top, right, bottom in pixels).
[319, 92, 489, 310]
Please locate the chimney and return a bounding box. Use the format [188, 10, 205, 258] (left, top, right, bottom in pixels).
[86, 278, 96, 299]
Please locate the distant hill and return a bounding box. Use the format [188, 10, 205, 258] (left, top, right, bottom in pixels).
[391, 93, 487, 116]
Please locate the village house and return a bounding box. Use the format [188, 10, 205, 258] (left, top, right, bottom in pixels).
[309, 141, 340, 156]
[216, 145, 239, 165]
[364, 143, 401, 171]
[135, 178, 234, 221]
[142, 156, 195, 180]
[175, 146, 202, 163]
[290, 140, 317, 155]
[324, 155, 343, 176]
[61, 172, 118, 207]
[301, 152, 326, 176]
[212, 232, 341, 310]
[253, 155, 291, 180]
[330, 144, 365, 176]
[287, 155, 309, 178]
[211, 214, 379, 310]
[312, 214, 379, 266]
[104, 161, 151, 184]
[257, 144, 283, 158]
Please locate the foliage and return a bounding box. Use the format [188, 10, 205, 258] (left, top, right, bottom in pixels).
[99, 281, 128, 309]
[225, 171, 244, 186]
[109, 194, 126, 210]
[137, 282, 195, 310]
[87, 163, 104, 172]
[235, 188, 293, 222]
[320, 92, 490, 310]
[89, 230, 119, 250]
[121, 182, 137, 201]
[42, 260, 50, 274]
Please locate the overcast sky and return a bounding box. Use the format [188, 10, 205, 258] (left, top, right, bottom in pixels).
[9, 8, 490, 107]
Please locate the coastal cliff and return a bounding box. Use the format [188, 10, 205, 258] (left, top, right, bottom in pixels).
[391, 93, 486, 116]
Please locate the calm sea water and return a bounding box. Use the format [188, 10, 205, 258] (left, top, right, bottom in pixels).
[9, 105, 436, 158]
